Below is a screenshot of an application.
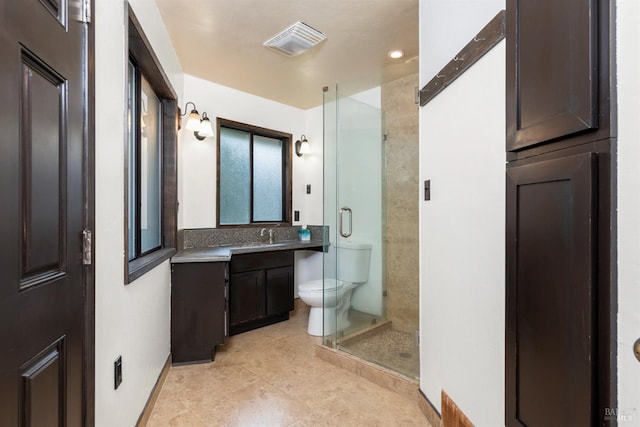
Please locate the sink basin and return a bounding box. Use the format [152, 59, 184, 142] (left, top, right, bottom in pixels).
[233, 241, 292, 250]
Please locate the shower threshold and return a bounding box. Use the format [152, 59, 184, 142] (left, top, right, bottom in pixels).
[338, 322, 420, 381]
[316, 337, 419, 404]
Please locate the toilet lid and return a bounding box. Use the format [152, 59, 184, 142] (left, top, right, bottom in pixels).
[299, 279, 343, 293]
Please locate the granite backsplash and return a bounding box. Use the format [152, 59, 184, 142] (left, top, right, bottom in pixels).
[180, 225, 328, 249]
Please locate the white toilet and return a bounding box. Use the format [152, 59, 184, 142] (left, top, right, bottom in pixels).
[298, 241, 372, 336]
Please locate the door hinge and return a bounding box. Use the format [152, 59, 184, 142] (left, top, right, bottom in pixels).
[82, 229, 92, 265]
[71, 0, 91, 23]
[81, 0, 91, 23]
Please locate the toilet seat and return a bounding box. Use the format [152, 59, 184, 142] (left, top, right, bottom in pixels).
[299, 279, 344, 293]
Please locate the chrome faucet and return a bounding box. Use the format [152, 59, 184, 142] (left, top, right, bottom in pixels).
[268, 224, 280, 244]
[260, 225, 279, 244]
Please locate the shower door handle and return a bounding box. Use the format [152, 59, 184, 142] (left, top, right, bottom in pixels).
[339, 207, 352, 238]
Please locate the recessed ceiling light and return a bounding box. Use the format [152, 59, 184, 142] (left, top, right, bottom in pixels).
[388, 49, 405, 59]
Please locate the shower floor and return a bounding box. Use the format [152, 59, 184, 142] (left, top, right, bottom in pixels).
[338, 321, 420, 380]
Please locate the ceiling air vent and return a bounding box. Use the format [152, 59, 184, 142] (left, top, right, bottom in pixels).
[263, 21, 327, 57]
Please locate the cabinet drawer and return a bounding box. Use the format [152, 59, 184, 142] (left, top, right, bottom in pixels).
[230, 250, 293, 273]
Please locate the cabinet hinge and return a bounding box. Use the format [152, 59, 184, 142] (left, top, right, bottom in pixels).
[82, 229, 92, 265]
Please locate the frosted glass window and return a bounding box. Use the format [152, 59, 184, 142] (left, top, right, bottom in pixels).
[217, 121, 291, 226]
[219, 128, 251, 224]
[253, 136, 283, 221]
[139, 75, 162, 253]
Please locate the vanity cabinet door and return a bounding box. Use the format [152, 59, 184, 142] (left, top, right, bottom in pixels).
[229, 270, 265, 327]
[171, 262, 227, 365]
[229, 250, 294, 335]
[266, 266, 294, 316]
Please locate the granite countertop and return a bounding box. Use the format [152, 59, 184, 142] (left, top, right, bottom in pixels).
[171, 239, 325, 263]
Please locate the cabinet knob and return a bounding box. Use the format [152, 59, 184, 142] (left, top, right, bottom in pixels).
[634, 338, 640, 362]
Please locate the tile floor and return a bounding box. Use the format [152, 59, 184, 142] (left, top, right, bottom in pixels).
[148, 303, 430, 426]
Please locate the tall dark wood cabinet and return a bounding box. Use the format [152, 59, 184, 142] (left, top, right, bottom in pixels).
[505, 1, 614, 426]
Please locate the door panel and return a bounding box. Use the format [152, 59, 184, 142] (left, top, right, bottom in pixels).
[266, 266, 294, 316]
[19, 337, 66, 426]
[0, 0, 87, 425]
[20, 49, 68, 289]
[506, 0, 598, 151]
[229, 271, 265, 326]
[506, 152, 596, 426]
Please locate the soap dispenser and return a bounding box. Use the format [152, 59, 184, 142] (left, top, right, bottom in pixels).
[298, 225, 311, 241]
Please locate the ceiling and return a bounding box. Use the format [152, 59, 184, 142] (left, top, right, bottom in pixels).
[155, 0, 419, 109]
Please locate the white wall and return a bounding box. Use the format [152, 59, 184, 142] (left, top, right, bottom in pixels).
[350, 86, 382, 109]
[419, 3, 505, 423]
[419, 25, 505, 427]
[304, 105, 324, 227]
[616, 1, 640, 424]
[421, 0, 504, 79]
[180, 74, 316, 229]
[94, 0, 183, 425]
[296, 105, 325, 289]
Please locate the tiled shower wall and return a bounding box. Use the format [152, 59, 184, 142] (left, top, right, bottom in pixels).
[382, 74, 420, 333]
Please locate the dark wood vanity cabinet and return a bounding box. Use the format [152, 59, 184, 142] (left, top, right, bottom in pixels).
[170, 262, 228, 365]
[229, 250, 294, 335]
[505, 0, 614, 425]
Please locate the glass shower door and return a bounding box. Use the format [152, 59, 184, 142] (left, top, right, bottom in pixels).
[322, 83, 385, 344]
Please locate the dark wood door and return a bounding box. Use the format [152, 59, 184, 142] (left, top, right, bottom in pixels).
[0, 1, 88, 425]
[506, 153, 597, 426]
[265, 266, 294, 316]
[171, 262, 227, 364]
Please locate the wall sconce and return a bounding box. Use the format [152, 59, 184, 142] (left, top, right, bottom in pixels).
[197, 113, 214, 140]
[295, 135, 310, 157]
[180, 102, 214, 140]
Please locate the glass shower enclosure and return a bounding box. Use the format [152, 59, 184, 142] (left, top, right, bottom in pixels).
[322, 79, 420, 380]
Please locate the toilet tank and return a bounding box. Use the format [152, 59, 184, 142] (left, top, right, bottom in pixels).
[336, 241, 372, 283]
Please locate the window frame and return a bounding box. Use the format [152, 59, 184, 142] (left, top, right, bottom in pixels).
[125, 7, 178, 283]
[128, 57, 163, 260]
[216, 118, 292, 227]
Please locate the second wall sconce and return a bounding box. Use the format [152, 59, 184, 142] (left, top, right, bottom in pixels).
[295, 135, 310, 157]
[181, 102, 214, 140]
